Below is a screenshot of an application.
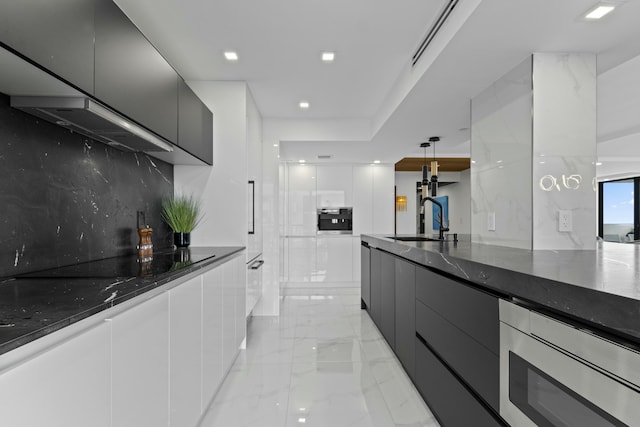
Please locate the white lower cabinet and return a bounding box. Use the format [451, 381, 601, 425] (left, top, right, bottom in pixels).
[0, 321, 111, 427]
[0, 252, 246, 427]
[316, 236, 353, 281]
[169, 276, 203, 427]
[222, 261, 236, 369]
[202, 264, 224, 407]
[286, 237, 317, 281]
[111, 292, 170, 427]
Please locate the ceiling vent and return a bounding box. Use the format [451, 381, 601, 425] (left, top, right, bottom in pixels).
[317, 155, 332, 160]
[412, 0, 459, 67]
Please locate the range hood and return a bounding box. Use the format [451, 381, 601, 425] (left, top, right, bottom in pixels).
[10, 96, 174, 153]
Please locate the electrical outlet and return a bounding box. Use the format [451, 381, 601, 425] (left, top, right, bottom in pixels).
[558, 210, 572, 232]
[488, 211, 496, 231]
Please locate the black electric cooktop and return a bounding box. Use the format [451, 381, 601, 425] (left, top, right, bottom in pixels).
[16, 249, 210, 279]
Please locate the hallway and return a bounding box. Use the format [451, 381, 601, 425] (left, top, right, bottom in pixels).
[199, 286, 439, 427]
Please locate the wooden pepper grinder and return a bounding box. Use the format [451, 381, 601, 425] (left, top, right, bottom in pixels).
[137, 211, 153, 260]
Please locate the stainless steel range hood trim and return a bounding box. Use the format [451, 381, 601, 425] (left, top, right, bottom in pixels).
[87, 100, 174, 152]
[10, 96, 174, 153]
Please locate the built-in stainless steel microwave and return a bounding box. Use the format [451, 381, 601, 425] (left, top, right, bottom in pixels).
[499, 300, 640, 427]
[317, 207, 353, 235]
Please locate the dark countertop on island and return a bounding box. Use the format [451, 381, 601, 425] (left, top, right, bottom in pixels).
[362, 234, 640, 348]
[0, 246, 244, 356]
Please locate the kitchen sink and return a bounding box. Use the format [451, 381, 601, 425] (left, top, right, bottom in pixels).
[386, 236, 439, 242]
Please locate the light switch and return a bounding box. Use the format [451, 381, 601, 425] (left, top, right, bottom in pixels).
[488, 211, 496, 231]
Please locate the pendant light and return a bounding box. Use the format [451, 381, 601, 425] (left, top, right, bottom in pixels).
[429, 136, 440, 197]
[420, 141, 431, 198]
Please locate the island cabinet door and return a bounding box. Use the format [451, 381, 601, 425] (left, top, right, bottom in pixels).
[169, 276, 203, 427]
[369, 248, 383, 327]
[394, 257, 416, 380]
[414, 335, 504, 427]
[379, 250, 396, 348]
[361, 244, 371, 309]
[0, 321, 111, 427]
[111, 292, 170, 427]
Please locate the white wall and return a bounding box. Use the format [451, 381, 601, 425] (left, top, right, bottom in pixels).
[174, 81, 248, 248]
[395, 170, 471, 235]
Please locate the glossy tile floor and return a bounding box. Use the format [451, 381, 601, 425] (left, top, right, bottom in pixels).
[200, 286, 440, 427]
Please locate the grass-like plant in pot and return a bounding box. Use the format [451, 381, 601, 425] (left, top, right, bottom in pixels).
[161, 194, 203, 248]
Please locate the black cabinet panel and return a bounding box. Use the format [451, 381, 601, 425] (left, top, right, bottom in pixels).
[178, 79, 213, 164]
[370, 249, 382, 327]
[361, 245, 371, 309]
[415, 337, 504, 427]
[380, 251, 395, 347]
[94, 0, 178, 143]
[395, 257, 415, 379]
[416, 300, 499, 410]
[0, 0, 95, 93]
[416, 265, 499, 354]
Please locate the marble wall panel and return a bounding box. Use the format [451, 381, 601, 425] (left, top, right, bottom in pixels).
[471, 56, 533, 249]
[0, 93, 173, 277]
[532, 53, 597, 250]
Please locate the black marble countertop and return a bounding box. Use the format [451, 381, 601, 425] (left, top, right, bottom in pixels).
[0, 246, 244, 355]
[362, 234, 640, 347]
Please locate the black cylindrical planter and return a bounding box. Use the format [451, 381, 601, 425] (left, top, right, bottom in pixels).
[174, 232, 191, 248]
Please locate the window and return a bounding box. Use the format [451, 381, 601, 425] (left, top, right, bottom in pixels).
[599, 178, 639, 242]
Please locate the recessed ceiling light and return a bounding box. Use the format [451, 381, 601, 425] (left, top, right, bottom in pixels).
[596, 162, 603, 166]
[224, 51, 238, 61]
[299, 159, 306, 163]
[299, 101, 310, 109]
[497, 160, 503, 163]
[322, 52, 335, 62]
[273, 144, 279, 147]
[584, 3, 615, 19]
[373, 160, 381, 164]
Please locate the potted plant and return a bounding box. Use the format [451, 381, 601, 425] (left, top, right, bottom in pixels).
[161, 194, 203, 248]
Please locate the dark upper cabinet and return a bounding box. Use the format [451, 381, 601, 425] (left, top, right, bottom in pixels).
[0, 0, 95, 93]
[94, 0, 178, 144]
[178, 79, 213, 165]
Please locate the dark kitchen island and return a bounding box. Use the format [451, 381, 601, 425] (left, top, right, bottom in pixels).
[361, 234, 640, 427]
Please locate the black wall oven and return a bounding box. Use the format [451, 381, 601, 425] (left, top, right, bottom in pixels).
[317, 207, 352, 235]
[499, 300, 640, 426]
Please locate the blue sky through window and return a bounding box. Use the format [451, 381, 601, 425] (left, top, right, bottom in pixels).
[603, 181, 634, 224]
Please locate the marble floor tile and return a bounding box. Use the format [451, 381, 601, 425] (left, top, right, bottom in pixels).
[286, 361, 396, 427]
[295, 317, 357, 339]
[203, 284, 440, 427]
[370, 361, 439, 426]
[292, 338, 364, 363]
[199, 362, 292, 427]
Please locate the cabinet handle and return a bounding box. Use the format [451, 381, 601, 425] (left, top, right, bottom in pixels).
[249, 260, 264, 270]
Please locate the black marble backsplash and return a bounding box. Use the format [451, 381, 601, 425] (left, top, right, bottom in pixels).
[0, 92, 174, 278]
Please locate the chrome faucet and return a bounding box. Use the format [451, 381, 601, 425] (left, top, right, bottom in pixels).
[422, 197, 449, 241]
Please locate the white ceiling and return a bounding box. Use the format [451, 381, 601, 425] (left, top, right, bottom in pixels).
[115, 0, 640, 164]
